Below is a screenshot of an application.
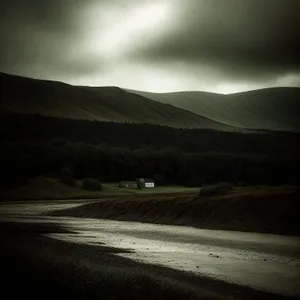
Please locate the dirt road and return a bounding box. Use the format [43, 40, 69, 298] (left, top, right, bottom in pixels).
[1, 200, 299, 298]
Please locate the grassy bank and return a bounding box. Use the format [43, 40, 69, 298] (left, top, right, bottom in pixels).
[0, 222, 290, 300]
[0, 177, 198, 201]
[0, 177, 103, 200]
[50, 186, 300, 236]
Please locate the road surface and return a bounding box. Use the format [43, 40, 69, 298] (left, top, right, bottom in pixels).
[1, 200, 299, 298]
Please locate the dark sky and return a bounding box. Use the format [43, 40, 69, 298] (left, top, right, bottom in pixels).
[0, 0, 299, 93]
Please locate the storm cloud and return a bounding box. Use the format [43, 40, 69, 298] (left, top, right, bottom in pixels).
[133, 0, 300, 77]
[0, 0, 299, 93]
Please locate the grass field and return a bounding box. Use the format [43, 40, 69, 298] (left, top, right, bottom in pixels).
[0, 177, 199, 200]
[50, 185, 300, 236]
[1, 177, 105, 200]
[0, 222, 289, 300]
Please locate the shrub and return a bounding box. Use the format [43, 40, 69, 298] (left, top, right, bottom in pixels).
[60, 167, 76, 186]
[197, 182, 233, 197]
[82, 178, 102, 191]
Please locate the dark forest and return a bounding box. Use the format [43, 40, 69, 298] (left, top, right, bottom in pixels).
[1, 113, 299, 188]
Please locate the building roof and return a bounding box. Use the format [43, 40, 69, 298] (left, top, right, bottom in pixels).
[144, 178, 154, 182]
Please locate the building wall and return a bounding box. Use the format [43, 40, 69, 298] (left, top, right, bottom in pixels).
[119, 182, 137, 189]
[120, 180, 154, 189]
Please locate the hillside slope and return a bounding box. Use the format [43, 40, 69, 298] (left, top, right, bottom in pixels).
[0, 73, 236, 131]
[127, 88, 300, 132]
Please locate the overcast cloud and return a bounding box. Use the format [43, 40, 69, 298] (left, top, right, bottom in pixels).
[0, 0, 299, 93]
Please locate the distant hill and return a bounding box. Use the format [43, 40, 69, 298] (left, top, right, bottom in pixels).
[0, 72, 236, 131]
[127, 88, 300, 132]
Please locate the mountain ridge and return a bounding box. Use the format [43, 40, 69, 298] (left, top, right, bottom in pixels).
[0, 72, 238, 131]
[126, 87, 300, 131]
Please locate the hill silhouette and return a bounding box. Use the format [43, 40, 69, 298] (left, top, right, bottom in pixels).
[0, 72, 236, 131]
[127, 88, 300, 132]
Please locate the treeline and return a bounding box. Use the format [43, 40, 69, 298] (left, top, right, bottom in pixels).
[1, 113, 299, 188]
[1, 112, 300, 157]
[1, 140, 299, 188]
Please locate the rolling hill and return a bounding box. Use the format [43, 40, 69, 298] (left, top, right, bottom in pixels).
[127, 88, 300, 132]
[0, 72, 236, 131]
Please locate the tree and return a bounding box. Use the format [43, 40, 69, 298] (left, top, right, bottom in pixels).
[153, 174, 165, 186]
[82, 178, 102, 191]
[60, 166, 76, 186]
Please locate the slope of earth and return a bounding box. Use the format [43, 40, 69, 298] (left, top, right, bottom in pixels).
[50, 186, 300, 236]
[0, 72, 236, 131]
[127, 88, 300, 132]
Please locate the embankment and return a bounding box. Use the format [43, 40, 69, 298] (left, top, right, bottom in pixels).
[50, 186, 300, 236]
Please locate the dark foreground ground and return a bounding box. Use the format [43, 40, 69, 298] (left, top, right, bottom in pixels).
[0, 222, 294, 300]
